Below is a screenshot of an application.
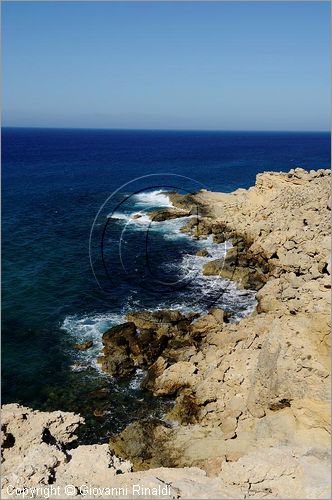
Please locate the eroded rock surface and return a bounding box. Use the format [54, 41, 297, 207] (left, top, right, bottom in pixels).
[97, 310, 200, 379]
[2, 169, 330, 499]
[0, 404, 242, 499]
[109, 168, 331, 497]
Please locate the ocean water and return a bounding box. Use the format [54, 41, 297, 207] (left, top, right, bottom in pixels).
[2, 128, 330, 442]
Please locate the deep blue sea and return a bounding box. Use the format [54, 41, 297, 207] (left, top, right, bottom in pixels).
[2, 128, 330, 442]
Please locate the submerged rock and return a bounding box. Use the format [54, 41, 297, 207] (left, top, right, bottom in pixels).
[93, 408, 106, 417]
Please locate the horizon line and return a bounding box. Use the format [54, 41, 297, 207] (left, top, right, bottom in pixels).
[2, 126, 330, 134]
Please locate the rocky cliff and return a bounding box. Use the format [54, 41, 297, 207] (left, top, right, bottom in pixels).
[2, 168, 330, 499]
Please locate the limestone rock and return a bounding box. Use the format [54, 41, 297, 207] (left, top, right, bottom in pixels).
[153, 361, 197, 396]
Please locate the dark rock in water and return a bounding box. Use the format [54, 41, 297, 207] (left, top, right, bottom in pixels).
[102, 321, 137, 344]
[126, 309, 199, 339]
[97, 310, 200, 380]
[97, 322, 138, 377]
[90, 387, 110, 400]
[73, 340, 93, 350]
[93, 408, 106, 418]
[213, 233, 226, 244]
[149, 207, 191, 222]
[132, 213, 142, 219]
[196, 248, 210, 257]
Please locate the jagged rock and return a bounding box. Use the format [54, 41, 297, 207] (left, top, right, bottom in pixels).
[142, 356, 167, 391]
[208, 308, 225, 323]
[221, 447, 331, 499]
[108, 168, 330, 489]
[153, 361, 197, 396]
[126, 309, 198, 336]
[167, 191, 206, 215]
[97, 322, 138, 376]
[203, 256, 266, 290]
[1, 404, 85, 490]
[3, 405, 232, 499]
[98, 311, 200, 379]
[109, 419, 174, 470]
[190, 311, 223, 338]
[180, 216, 214, 238]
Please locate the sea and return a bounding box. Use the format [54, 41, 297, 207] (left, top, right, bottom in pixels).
[2, 128, 330, 442]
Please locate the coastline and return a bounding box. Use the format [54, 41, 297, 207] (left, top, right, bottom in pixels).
[2, 168, 331, 499]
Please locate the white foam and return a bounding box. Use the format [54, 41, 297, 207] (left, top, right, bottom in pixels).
[129, 369, 145, 390]
[158, 216, 193, 239]
[134, 190, 173, 208]
[109, 212, 153, 233]
[67, 190, 256, 378]
[166, 235, 229, 281]
[111, 210, 191, 236]
[61, 312, 124, 372]
[110, 212, 130, 220]
[163, 235, 256, 318]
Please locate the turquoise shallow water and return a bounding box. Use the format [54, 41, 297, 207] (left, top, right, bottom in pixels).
[2, 128, 330, 441]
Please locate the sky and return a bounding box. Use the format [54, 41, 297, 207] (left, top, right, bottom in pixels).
[2, 1, 330, 131]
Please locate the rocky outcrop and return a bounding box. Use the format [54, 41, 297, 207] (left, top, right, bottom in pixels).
[2, 168, 330, 499]
[0, 404, 242, 499]
[97, 310, 200, 380]
[108, 168, 331, 497]
[4, 404, 329, 499]
[97, 321, 138, 376]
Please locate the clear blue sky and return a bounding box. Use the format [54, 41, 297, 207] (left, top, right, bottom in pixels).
[2, 1, 330, 131]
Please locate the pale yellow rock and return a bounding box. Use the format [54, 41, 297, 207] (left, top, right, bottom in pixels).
[153, 361, 197, 395]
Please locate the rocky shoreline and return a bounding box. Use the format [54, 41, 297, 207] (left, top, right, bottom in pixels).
[2, 168, 331, 499]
